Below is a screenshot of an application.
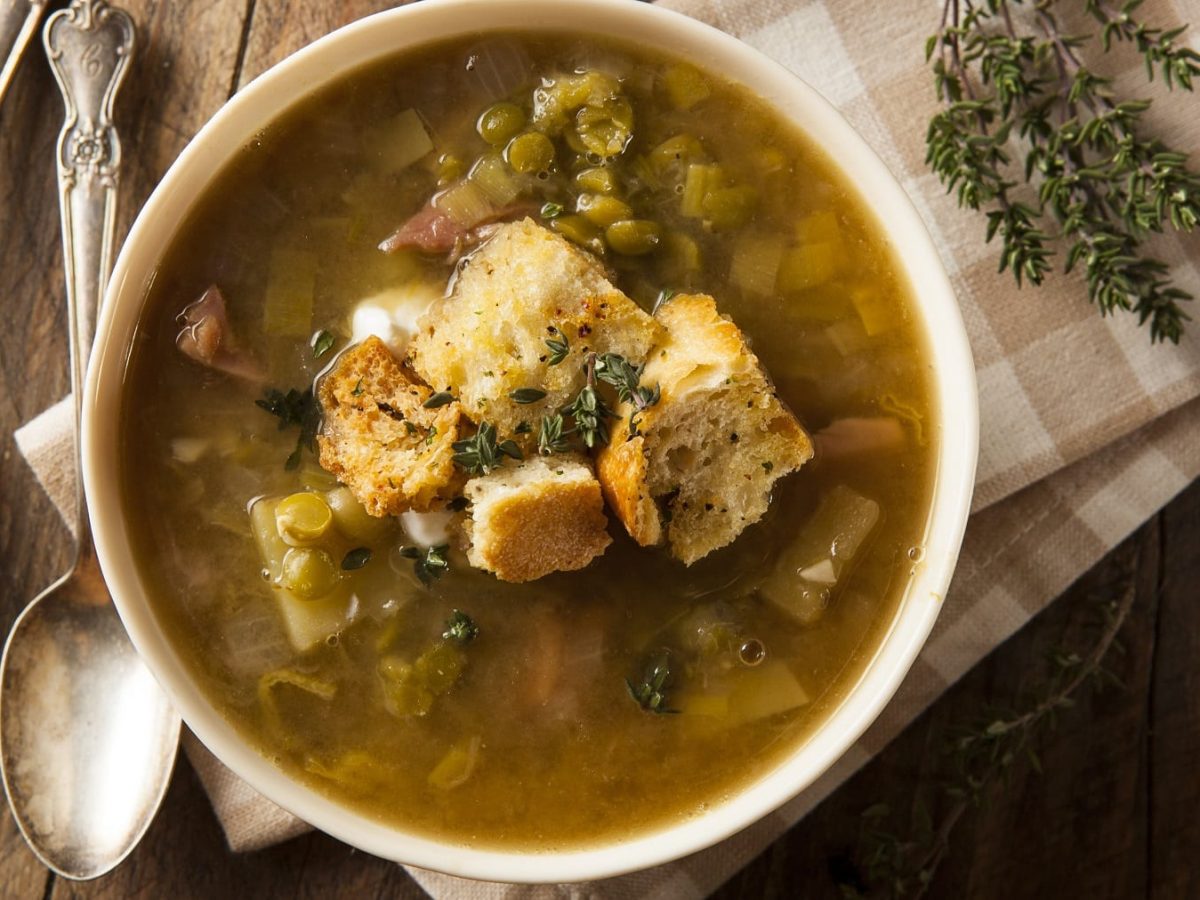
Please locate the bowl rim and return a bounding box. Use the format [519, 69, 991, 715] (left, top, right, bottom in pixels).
[83, 0, 978, 883]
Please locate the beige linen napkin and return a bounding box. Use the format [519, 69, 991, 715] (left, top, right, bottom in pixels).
[14, 0, 1200, 894]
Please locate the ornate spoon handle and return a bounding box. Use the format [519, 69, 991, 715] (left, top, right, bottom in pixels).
[0, 1, 49, 106]
[43, 0, 134, 549]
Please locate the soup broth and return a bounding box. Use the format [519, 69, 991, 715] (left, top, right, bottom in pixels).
[121, 33, 935, 849]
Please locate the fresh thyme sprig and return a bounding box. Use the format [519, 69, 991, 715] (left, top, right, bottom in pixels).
[451, 421, 523, 475]
[255, 386, 320, 470]
[840, 580, 1136, 898]
[595, 352, 661, 436]
[926, 0, 1200, 343]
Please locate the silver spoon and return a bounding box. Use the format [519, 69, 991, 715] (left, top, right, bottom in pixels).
[0, 0, 180, 881]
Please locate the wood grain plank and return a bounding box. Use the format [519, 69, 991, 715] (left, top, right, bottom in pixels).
[1149, 480, 1200, 900]
[52, 754, 426, 900]
[236, 0, 412, 90]
[0, 0, 251, 894]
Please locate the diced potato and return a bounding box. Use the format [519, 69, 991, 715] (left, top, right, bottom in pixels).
[777, 240, 849, 293]
[726, 661, 809, 722]
[795, 210, 842, 244]
[758, 485, 881, 625]
[372, 109, 434, 172]
[851, 285, 899, 336]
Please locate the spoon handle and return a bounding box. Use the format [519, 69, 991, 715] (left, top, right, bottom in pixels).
[43, 0, 134, 548]
[0, 1, 49, 107]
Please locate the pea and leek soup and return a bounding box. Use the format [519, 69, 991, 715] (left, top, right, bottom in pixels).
[122, 33, 935, 849]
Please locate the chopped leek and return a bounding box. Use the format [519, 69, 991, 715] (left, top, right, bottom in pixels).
[428, 736, 482, 790]
[661, 64, 711, 110]
[434, 180, 493, 228]
[469, 153, 521, 205]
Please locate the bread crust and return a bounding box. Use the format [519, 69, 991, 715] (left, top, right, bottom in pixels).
[597, 294, 813, 564]
[464, 455, 612, 582]
[316, 336, 465, 516]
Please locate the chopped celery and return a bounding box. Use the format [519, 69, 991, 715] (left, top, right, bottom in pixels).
[428, 736, 482, 790]
[372, 109, 434, 172]
[851, 285, 899, 336]
[730, 232, 785, 297]
[681, 163, 723, 218]
[434, 179, 493, 227]
[469, 154, 521, 205]
[757, 485, 881, 625]
[777, 241, 849, 293]
[263, 245, 317, 337]
[661, 64, 711, 110]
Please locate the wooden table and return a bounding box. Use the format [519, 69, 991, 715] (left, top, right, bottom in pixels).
[1, 2, 1197, 897]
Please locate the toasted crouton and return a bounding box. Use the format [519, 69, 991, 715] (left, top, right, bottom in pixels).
[463, 454, 612, 582]
[408, 218, 662, 437]
[317, 336, 465, 515]
[596, 294, 813, 565]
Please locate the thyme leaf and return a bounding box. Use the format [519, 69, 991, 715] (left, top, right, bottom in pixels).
[544, 326, 570, 366]
[423, 390, 456, 409]
[442, 609, 479, 644]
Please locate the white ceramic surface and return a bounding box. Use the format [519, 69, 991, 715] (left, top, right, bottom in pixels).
[82, 0, 978, 883]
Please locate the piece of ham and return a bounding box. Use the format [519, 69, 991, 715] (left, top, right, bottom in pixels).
[378, 196, 539, 258]
[175, 285, 264, 382]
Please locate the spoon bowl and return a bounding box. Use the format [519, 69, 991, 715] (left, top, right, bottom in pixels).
[0, 0, 181, 879]
[0, 555, 180, 880]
